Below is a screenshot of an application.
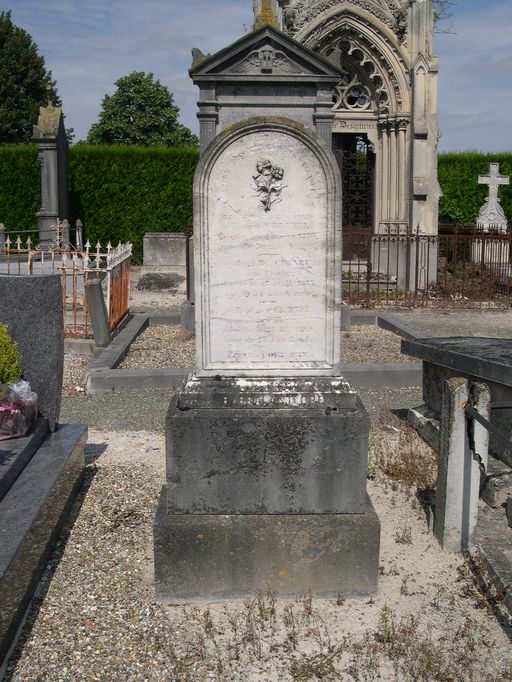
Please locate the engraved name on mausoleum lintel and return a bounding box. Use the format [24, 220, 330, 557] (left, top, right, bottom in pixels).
[253, 160, 285, 212]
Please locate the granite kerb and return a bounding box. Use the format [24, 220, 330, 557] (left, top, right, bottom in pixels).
[84, 312, 182, 393]
[0, 423, 87, 670]
[84, 312, 423, 393]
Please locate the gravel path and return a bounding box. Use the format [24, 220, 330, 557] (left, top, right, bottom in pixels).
[6, 313, 509, 679]
[5, 427, 512, 681]
[118, 324, 416, 370]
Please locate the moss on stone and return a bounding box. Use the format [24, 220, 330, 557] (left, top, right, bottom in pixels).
[223, 116, 307, 134]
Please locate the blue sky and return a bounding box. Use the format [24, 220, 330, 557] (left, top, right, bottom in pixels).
[4, 1, 511, 151]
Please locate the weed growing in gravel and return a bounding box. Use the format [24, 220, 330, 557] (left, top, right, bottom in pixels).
[371, 411, 437, 491]
[175, 590, 512, 682]
[394, 523, 413, 544]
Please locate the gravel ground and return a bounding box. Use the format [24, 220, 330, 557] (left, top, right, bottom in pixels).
[118, 325, 195, 369]
[5, 426, 512, 681]
[118, 324, 415, 370]
[129, 266, 186, 313]
[60, 388, 177, 433]
[59, 386, 422, 433]
[62, 354, 89, 397]
[34, 308, 507, 680]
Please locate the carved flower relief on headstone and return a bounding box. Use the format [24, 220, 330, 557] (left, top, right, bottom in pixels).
[252, 160, 286, 212]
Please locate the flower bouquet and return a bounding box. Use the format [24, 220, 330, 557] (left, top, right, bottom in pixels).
[0, 381, 38, 440]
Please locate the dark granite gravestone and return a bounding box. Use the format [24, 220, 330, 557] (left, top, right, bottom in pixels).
[0, 273, 86, 670]
[0, 274, 64, 431]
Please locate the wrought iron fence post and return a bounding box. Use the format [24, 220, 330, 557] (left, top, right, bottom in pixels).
[414, 224, 420, 301]
[365, 229, 372, 307]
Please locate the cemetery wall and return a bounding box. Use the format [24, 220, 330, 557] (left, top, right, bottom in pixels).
[1, 145, 511, 258]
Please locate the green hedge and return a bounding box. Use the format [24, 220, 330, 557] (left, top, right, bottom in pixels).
[1, 146, 511, 259]
[0, 144, 40, 233]
[69, 145, 199, 261]
[438, 152, 512, 224]
[0, 144, 199, 261]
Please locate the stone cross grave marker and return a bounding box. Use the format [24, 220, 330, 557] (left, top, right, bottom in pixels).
[477, 162, 510, 233]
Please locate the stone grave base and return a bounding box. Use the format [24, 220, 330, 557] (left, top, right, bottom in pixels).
[0, 424, 87, 667]
[154, 490, 380, 602]
[154, 375, 380, 601]
[164, 377, 369, 515]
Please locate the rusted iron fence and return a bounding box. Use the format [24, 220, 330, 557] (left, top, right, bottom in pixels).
[343, 224, 512, 308]
[0, 224, 132, 337]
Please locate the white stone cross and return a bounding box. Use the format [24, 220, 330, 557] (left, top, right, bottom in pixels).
[476, 163, 509, 233]
[478, 163, 509, 200]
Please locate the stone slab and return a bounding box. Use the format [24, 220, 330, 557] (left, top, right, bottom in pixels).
[180, 302, 195, 331]
[85, 367, 190, 394]
[401, 337, 512, 387]
[143, 232, 187, 269]
[407, 404, 440, 451]
[154, 490, 380, 602]
[85, 314, 148, 373]
[420, 362, 512, 461]
[178, 375, 356, 409]
[474, 504, 512, 616]
[0, 424, 86, 667]
[481, 455, 512, 509]
[341, 362, 422, 388]
[0, 417, 48, 503]
[378, 313, 428, 341]
[84, 363, 422, 394]
[166, 392, 369, 514]
[84, 277, 111, 348]
[0, 274, 64, 430]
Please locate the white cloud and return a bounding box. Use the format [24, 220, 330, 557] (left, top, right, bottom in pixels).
[436, 1, 512, 151]
[7, 0, 253, 140]
[5, 0, 512, 150]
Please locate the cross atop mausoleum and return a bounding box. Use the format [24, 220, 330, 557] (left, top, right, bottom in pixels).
[476, 163, 510, 233]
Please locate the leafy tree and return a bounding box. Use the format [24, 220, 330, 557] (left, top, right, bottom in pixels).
[0, 10, 60, 143]
[87, 71, 198, 147]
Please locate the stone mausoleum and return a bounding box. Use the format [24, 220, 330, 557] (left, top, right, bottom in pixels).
[251, 0, 441, 250]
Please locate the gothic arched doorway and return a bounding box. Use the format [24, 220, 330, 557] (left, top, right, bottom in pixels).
[332, 133, 375, 260]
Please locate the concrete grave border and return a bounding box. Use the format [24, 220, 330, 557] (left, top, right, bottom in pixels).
[84, 310, 423, 394]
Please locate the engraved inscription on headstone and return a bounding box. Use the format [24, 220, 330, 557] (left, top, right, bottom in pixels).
[194, 123, 341, 377]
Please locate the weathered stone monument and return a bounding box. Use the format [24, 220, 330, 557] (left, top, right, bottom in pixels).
[32, 102, 69, 247]
[154, 22, 380, 600]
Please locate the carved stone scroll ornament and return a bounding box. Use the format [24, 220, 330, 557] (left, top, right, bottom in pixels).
[253, 160, 285, 212]
[229, 48, 299, 75]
